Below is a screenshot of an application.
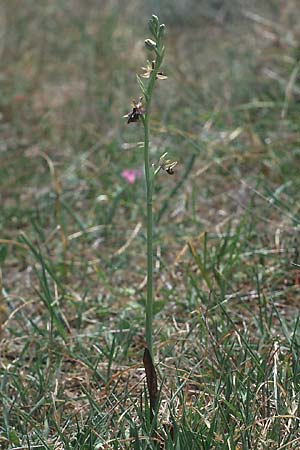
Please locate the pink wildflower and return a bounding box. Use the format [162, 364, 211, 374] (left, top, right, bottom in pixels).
[121, 169, 142, 184]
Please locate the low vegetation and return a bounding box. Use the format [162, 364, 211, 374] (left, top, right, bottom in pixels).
[1, 1, 300, 448]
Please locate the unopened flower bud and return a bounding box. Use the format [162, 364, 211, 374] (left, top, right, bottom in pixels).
[158, 24, 166, 41]
[148, 15, 159, 36]
[159, 24, 165, 35]
[145, 38, 157, 51]
[151, 15, 159, 26]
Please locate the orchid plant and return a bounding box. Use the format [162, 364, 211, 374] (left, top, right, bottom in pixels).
[124, 15, 176, 422]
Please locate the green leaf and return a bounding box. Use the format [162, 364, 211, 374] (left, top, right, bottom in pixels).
[8, 431, 20, 445]
[136, 74, 147, 97]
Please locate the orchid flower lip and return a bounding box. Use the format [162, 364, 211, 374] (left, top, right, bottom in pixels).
[158, 152, 178, 175]
[124, 97, 146, 124]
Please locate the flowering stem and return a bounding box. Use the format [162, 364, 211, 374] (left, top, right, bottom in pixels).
[143, 114, 154, 357]
[142, 48, 164, 359]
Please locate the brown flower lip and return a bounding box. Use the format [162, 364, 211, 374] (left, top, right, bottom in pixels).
[165, 162, 177, 175]
[166, 166, 176, 175]
[158, 152, 178, 175]
[123, 97, 146, 124]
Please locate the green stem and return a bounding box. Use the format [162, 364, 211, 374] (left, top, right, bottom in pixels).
[143, 52, 164, 358]
[143, 114, 153, 357]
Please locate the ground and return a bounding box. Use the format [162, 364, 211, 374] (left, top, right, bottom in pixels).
[1, 1, 300, 448]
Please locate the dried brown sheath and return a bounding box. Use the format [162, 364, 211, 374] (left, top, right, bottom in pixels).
[143, 347, 158, 422]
